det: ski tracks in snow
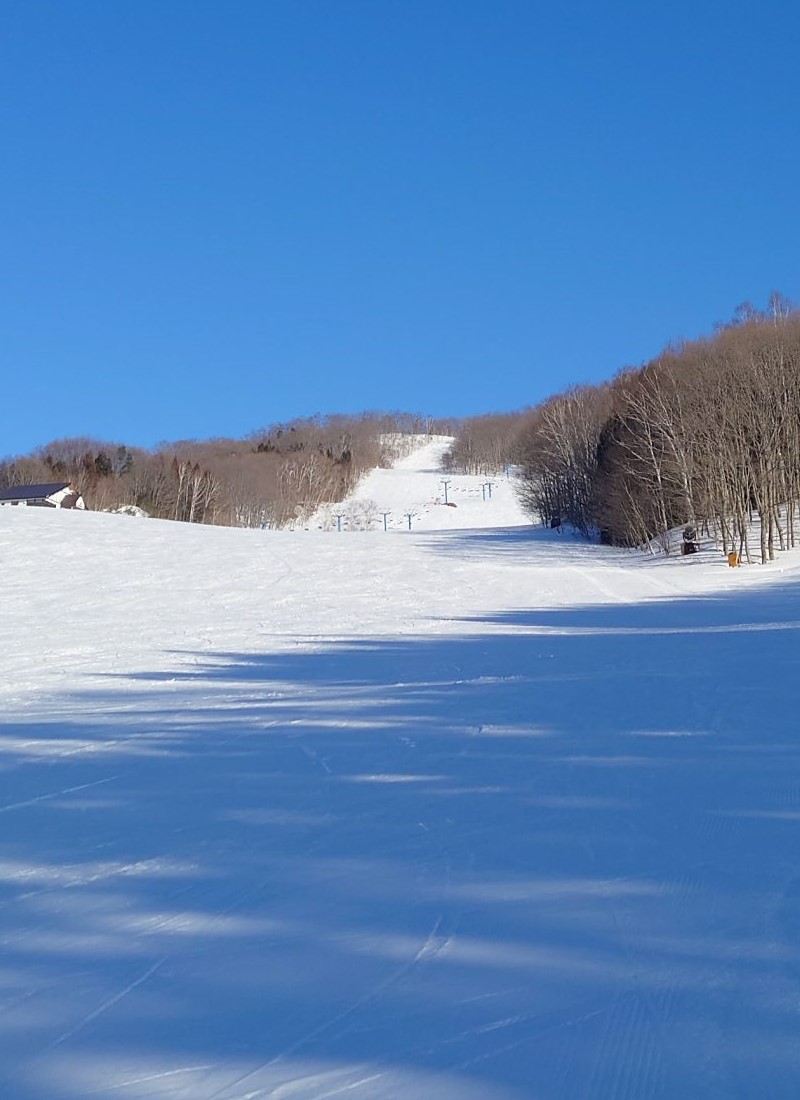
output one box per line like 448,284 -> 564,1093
201,868 -> 463,1100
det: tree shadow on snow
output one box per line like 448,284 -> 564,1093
1,579 -> 800,1096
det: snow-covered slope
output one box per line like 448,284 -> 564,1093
2,437 -> 800,1098
310,435 -> 528,531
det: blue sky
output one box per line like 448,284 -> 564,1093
2,0 -> 799,456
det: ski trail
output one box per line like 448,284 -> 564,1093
0,775 -> 119,814
202,913 -> 453,1100
48,957 -> 168,1049
582,994 -> 652,1099
204,813 -> 467,1100
0,958 -> 171,1095
82,1064 -> 217,1095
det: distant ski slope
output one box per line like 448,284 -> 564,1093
309,435 -> 529,531
2,436 -> 800,1098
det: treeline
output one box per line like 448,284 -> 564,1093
441,412 -> 524,475
8,295 -> 799,555
446,295 -> 800,562
0,412 -> 442,528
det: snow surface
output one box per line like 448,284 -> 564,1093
2,437 -> 800,1098
309,436 -> 526,532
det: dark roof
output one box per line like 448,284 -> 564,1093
0,482 -> 72,502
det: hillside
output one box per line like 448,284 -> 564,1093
1,438 -> 800,1098
308,436 -> 529,531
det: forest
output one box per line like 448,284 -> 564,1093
4,295 -> 799,561
0,412 -> 450,529
445,294 -> 800,563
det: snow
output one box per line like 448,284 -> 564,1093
310,436 -> 527,531
2,437 -> 800,1097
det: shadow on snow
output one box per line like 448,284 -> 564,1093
2,577 -> 800,1096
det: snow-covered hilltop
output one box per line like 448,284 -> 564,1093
2,436 -> 800,1098
310,436 -> 529,531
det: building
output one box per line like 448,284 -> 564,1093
0,483 -> 86,509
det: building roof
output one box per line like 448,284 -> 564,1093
0,482 -> 72,502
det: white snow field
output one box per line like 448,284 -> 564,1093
309,436 -> 526,533
2,437 -> 800,1099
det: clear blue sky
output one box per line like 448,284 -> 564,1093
2,0 -> 799,456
